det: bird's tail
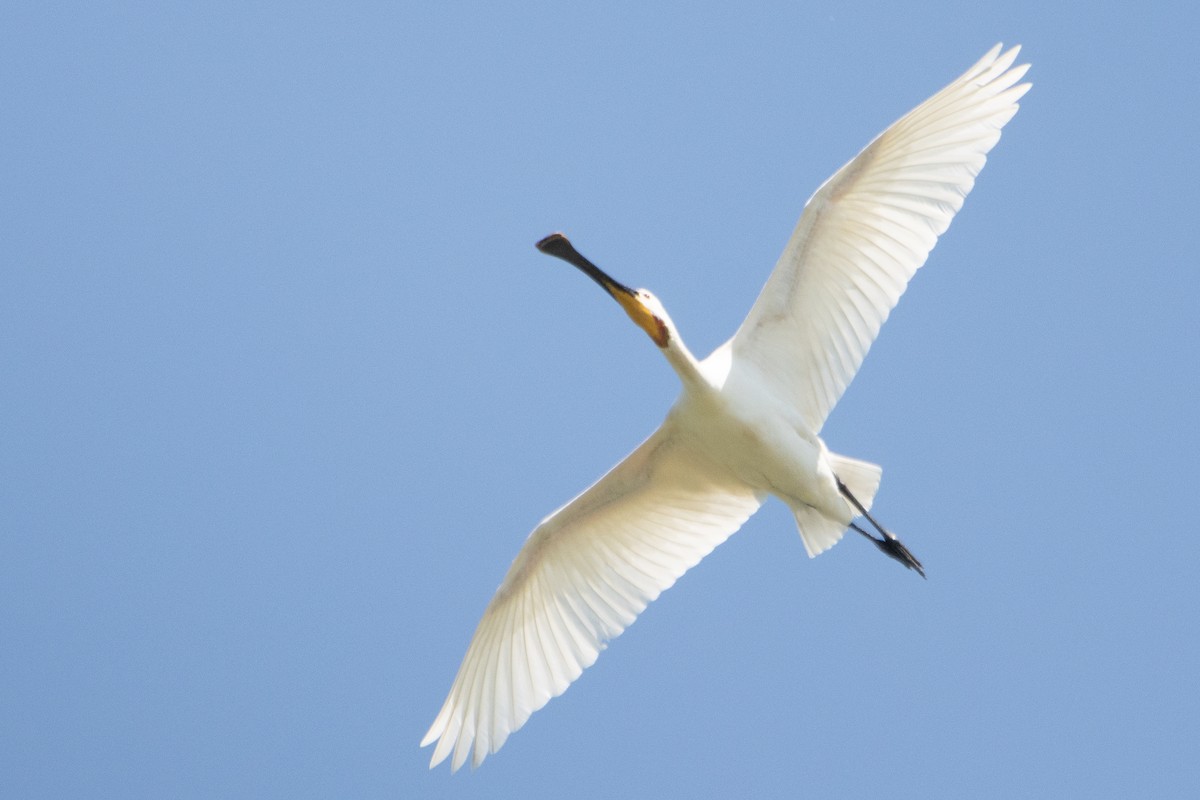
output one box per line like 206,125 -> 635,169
828,452 -> 882,513
794,453 -> 882,557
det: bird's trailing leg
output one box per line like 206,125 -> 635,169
837,478 -> 926,578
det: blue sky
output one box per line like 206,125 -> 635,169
3,2 -> 1198,798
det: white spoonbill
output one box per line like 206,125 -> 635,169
423,44 -> 1030,771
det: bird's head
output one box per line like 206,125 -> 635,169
535,233 -> 671,349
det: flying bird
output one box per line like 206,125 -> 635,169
423,44 -> 1030,771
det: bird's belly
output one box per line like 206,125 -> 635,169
672,390 -> 838,512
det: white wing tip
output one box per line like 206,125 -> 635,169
972,43 -> 1031,86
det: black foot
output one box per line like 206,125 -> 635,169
871,534 -> 926,579
847,518 -> 926,579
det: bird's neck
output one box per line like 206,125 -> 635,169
661,335 -> 709,393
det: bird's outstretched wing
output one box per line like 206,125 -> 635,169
421,423 -> 764,771
729,44 -> 1030,433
